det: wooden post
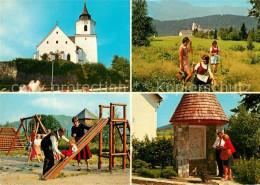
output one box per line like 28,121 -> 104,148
123,105 -> 127,121
6,119 -> 24,156
109,104 -> 113,171
98,130 -> 102,169
112,123 -> 116,167
123,122 -> 127,169
21,121 -> 30,141
116,125 -> 130,161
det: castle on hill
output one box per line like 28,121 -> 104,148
179,22 -> 214,36
34,1 -> 98,64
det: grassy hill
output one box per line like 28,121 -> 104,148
153,15 -> 258,36
157,124 -> 173,139
133,36 -> 260,92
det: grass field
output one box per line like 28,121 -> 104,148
132,36 -> 260,92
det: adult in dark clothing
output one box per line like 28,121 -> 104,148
71,117 -> 92,171
41,127 -> 69,175
212,131 -> 225,177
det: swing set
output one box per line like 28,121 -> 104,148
6,114 -> 48,162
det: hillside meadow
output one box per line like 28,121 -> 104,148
132,36 -> 260,92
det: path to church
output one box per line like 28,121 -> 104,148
0,155 -> 130,185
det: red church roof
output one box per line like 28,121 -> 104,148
170,94 -> 228,126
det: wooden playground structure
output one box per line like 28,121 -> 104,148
42,103 -> 130,180
0,127 -> 25,151
6,114 -> 48,162
2,103 -> 130,180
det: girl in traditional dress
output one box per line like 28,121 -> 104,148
33,134 -> 44,162
210,40 -> 220,73
71,117 -> 92,171
179,37 -> 193,88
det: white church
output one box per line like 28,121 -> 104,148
34,1 -> 98,64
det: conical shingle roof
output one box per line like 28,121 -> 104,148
79,2 -> 91,20
76,108 -> 97,120
170,94 -> 228,125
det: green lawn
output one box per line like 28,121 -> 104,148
133,36 -> 260,92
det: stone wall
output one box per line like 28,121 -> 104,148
206,125 -> 217,175
173,123 -> 189,178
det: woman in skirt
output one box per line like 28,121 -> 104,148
71,117 -> 92,171
222,134 -> 236,181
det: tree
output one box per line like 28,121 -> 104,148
111,55 -> 130,81
28,115 -> 61,134
249,0 -> 260,25
132,0 -> 157,46
240,94 -> 260,114
247,30 -> 255,50
229,26 -> 233,33
41,53 -> 50,61
218,28 -> 229,40
240,23 -> 248,40
254,28 -> 260,42
214,28 -> 218,39
229,29 -> 241,41
226,105 -> 260,159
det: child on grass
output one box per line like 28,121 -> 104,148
210,40 -> 220,73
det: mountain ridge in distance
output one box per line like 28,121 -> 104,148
152,14 -> 258,36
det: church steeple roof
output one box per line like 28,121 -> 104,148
79,1 -> 91,20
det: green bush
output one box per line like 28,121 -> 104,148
229,45 -> 245,51
132,136 -> 174,168
160,169 -> 177,179
247,53 -> 260,64
133,159 -> 151,169
232,157 -> 260,184
137,168 -> 161,178
135,168 -> 177,179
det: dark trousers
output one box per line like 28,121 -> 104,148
41,144 -> 54,175
216,149 -> 223,176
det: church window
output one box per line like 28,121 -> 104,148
65,41 -> 68,44
85,38 -> 87,40
47,41 -> 49,44
56,41 -> 58,44
56,31 -> 58,34
84,25 -> 87,31
67,54 -> 71,61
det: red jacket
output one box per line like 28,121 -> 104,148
224,139 -> 236,154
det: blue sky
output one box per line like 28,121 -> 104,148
0,93 -> 130,124
0,0 -> 130,67
157,93 -> 242,128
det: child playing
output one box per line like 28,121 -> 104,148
61,139 -> 78,159
210,40 -> 220,73
192,54 -> 216,90
33,134 -> 44,162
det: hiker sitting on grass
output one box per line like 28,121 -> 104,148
210,40 -> 220,73
192,54 -> 216,89
179,37 -> 193,88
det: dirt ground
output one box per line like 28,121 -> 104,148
0,155 -> 130,185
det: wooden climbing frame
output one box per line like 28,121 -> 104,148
98,103 -> 130,171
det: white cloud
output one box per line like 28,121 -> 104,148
31,97 -> 77,112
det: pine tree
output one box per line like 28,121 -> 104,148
240,23 -> 248,40
229,26 -> 233,33
247,30 -> 255,50
214,28 -> 218,39
249,0 -> 260,25
132,0 -> 156,46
